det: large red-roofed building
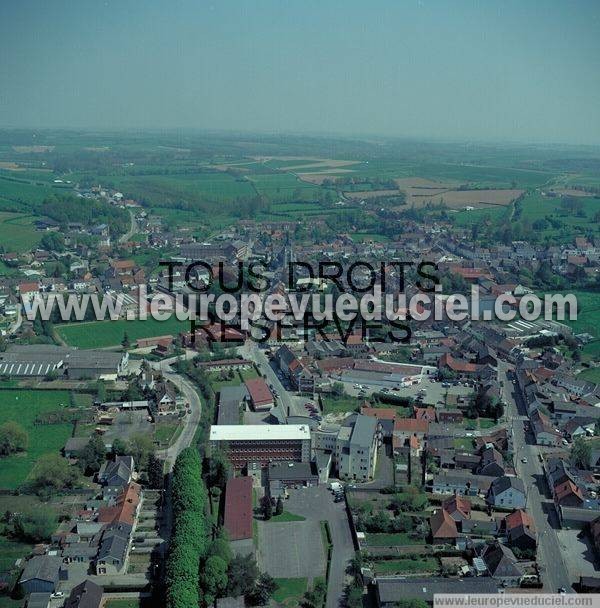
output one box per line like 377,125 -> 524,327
224,477 -> 253,541
245,377 -> 274,411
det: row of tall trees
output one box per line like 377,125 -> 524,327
166,448 -> 209,608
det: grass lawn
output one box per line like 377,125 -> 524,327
454,438 -> 475,451
366,533 -> 426,547
0,212 -> 41,252
208,368 -> 258,393
0,390 -> 75,489
349,232 -> 390,243
272,577 -> 308,606
552,290 -> 600,337
0,597 -> 25,608
154,421 -> 183,446
478,418 -> 496,429
578,367 -> 600,384
103,601 -> 141,608
127,552 -> 152,574
0,536 -> 32,572
269,511 -> 306,523
56,316 -> 190,348
373,557 -> 439,575
322,395 -> 361,415
582,340 -> 600,363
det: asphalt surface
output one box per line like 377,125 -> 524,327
499,360 -> 572,592
281,486 -> 355,608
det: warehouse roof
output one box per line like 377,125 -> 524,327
245,377 -> 274,406
210,424 -> 311,441
376,576 -> 498,604
224,477 -> 253,541
0,345 -> 124,376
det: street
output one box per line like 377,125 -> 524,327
498,360 -> 572,592
239,342 -> 307,417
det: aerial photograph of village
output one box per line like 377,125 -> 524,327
0,1 -> 599,608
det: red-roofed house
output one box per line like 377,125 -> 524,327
554,480 -> 584,507
414,407 -> 436,422
245,377 -> 274,411
224,477 -> 253,541
439,353 -> 483,377
503,509 -> 535,533
18,281 -> 40,302
442,495 -> 472,522
429,508 -> 458,544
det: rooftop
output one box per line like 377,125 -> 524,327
210,424 -> 311,442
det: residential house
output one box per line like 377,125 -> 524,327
431,472 -> 493,496
530,408 -> 561,446
487,476 -> 526,509
18,555 -> 62,595
155,381 -> 177,414
442,495 -> 471,523
97,456 -> 134,491
502,510 -> 537,551
477,446 -> 506,477
429,508 -> 458,545
64,580 -> 104,608
481,542 -> 524,587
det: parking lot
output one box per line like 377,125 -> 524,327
257,517 -> 325,579
341,376 -> 474,406
556,529 -> 600,580
256,485 -> 355,608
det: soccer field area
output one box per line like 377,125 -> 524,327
0,389 -> 73,489
56,316 -> 191,348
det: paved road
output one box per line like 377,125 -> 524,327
119,208 -> 137,243
239,342 -> 306,417
7,306 -> 22,336
153,361 -> 202,472
499,360 -> 572,592
150,360 -> 202,555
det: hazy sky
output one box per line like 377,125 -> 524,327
1,0 -> 599,144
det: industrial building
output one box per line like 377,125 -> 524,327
209,424 -> 311,470
0,344 -> 127,379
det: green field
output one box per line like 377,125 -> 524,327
0,174 -> 64,208
519,192 -> 600,241
544,290 -> 600,338
322,395 -> 361,415
108,172 -> 256,204
249,173 -> 322,201
0,212 -> 41,252
366,532 -> 426,546
272,578 -> 308,606
578,367 -> 600,384
373,557 -> 439,575
0,390 -> 73,489
56,316 -> 191,348
452,205 -> 508,227
349,231 -> 390,243
208,368 -> 259,394
0,536 -> 32,572
454,438 -> 475,451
